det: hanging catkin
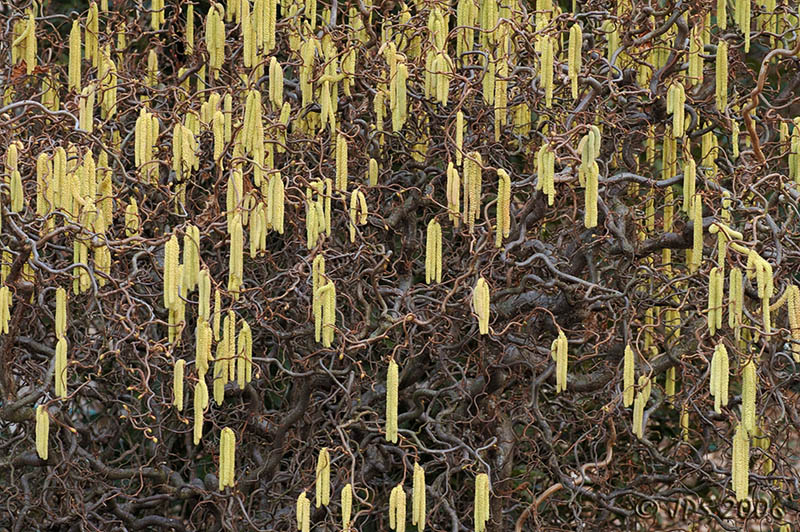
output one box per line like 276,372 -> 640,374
412,462 -> 426,530
35,404 -> 49,461
296,491 -> 311,532
164,234 -> 180,310
495,169 -> 511,247
173,359 -> 186,411
568,24 -> 583,99
710,343 -> 730,413
741,358 -> 757,433
218,427 -> 236,490
389,484 -> 406,532
716,40 -> 728,112
551,329 -> 568,393
236,319 -> 252,389
788,285 -> 800,362
55,336 -> 68,398
473,277 -> 490,335
425,219 -> 442,284
623,345 -> 635,407
463,152 -> 482,232
341,483 -> 353,530
315,447 -> 331,507
731,421 -> 749,501
386,359 -> 399,443
474,473 -> 490,532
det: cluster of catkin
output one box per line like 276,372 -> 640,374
312,255 -> 336,347
134,108 -> 160,184
10,7 -> 37,75
295,449 -> 357,530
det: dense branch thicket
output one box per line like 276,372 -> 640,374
1,0 -> 799,530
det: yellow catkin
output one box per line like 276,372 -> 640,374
682,158 -> 696,213
473,277 -> 490,335
186,4 -> 195,54
213,340 -> 227,405
732,422 -> 749,501
412,462 -> 426,530
710,343 -> 729,413
568,24 -> 582,99
393,62 -> 409,132
35,405 -> 49,461
269,57 -> 284,109
174,359 -> 186,411
455,111 -> 464,166
551,329 -> 568,393
368,158 -> 379,187
228,213 -> 244,298
164,235 -> 180,310
788,285 -> 800,362
312,279 -> 337,347
336,133 -> 348,192
718,0 -> 727,29
196,319 -> 212,379
349,190 -> 368,242
69,20 -> 81,91
446,162 -> 460,226
742,358 -> 757,433
474,473 -> 490,532
425,220 -> 442,284
680,404 -> 690,441
297,491 -> 311,532
219,427 -> 236,490
341,483 -> 353,530
690,194 -> 703,272
236,319 -> 252,388
632,375 -> 650,439
55,336 -> 68,398
55,287 -> 67,339
386,359 -> 399,443
537,143 -> 556,206
389,484 -> 406,532
495,169 -> 511,247
315,447 -> 331,507
716,40 -> 728,112
464,152 -> 483,233
125,199 -> 140,237
708,267 -> 720,335
623,345 -> 635,407
0,286 -> 11,334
